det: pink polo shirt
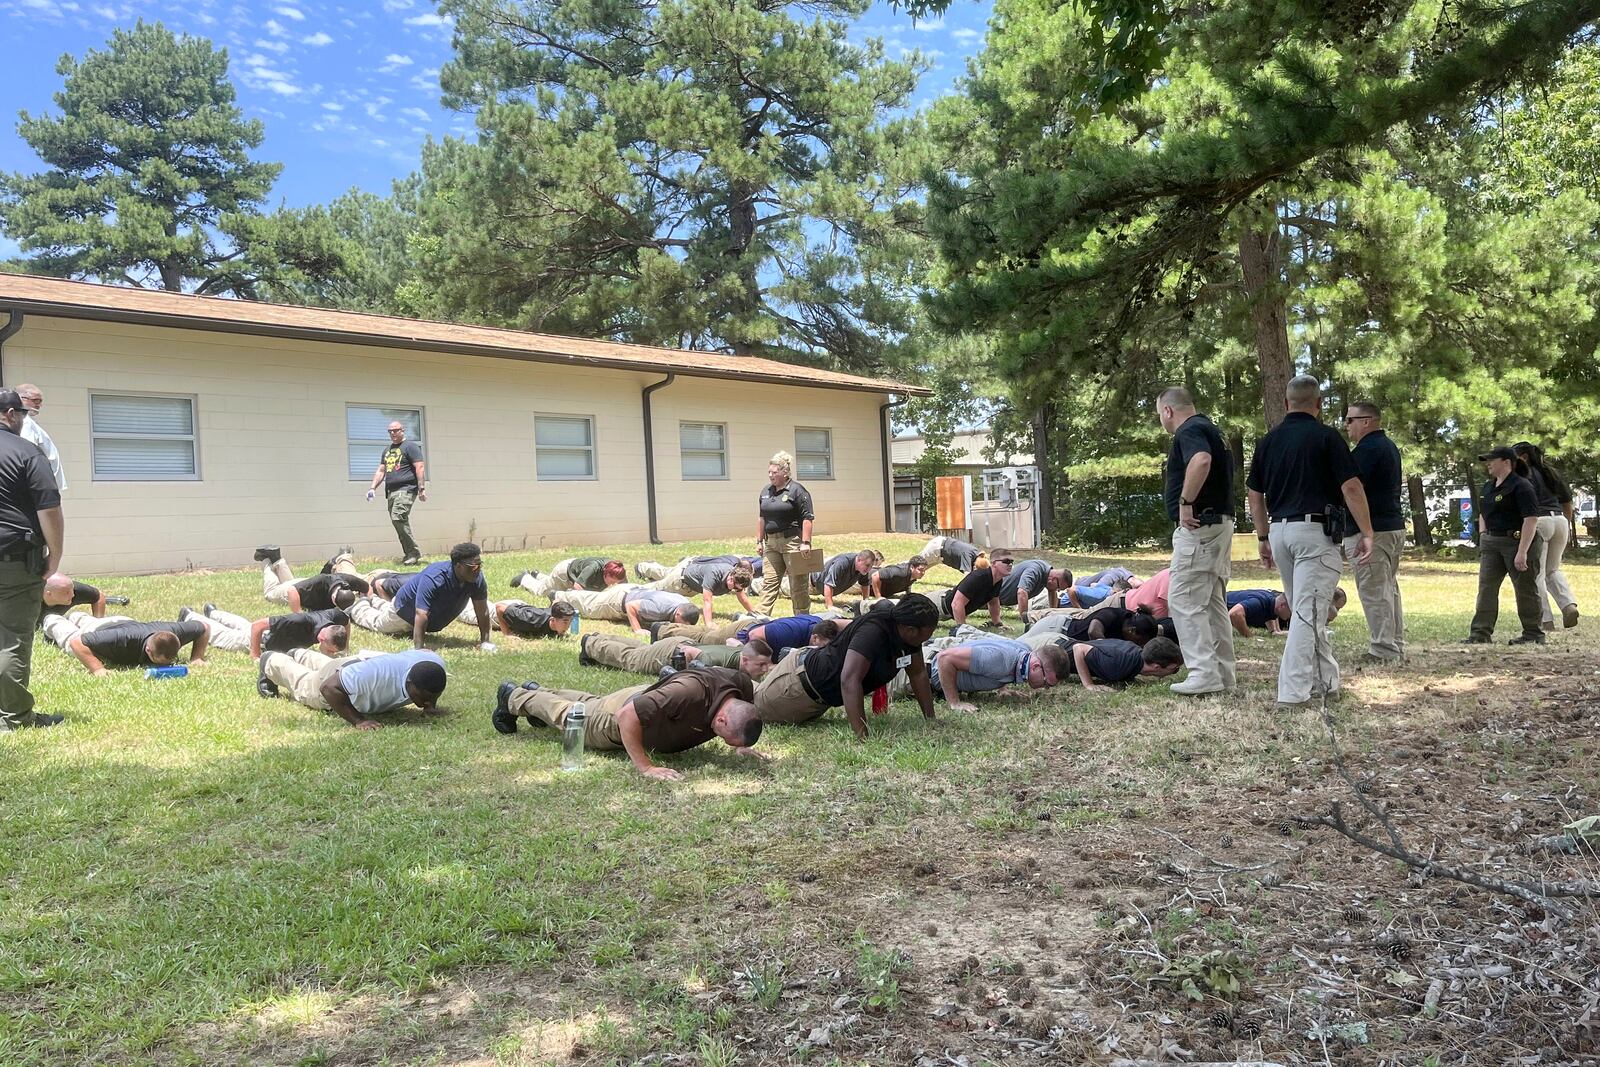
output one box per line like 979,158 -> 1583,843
1124,568 -> 1171,618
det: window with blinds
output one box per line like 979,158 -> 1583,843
347,405 -> 424,481
680,421 -> 727,480
535,415 -> 596,480
90,393 -> 198,480
795,427 -> 833,480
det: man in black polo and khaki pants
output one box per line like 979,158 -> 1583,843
1246,376 -> 1375,711
1158,387 -> 1236,696
0,389 -> 66,731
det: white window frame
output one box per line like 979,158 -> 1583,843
535,414 -> 598,481
89,391 -> 200,482
679,420 -> 729,481
795,426 -> 834,481
346,404 -> 427,483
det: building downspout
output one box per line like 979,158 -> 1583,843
880,394 -> 909,533
642,373 -> 676,544
0,310 -> 23,382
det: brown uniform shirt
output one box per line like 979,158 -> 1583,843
597,666 -> 755,752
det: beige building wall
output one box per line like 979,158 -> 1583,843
6,315 -> 892,575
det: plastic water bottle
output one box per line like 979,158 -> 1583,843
145,665 -> 188,680
561,702 -> 586,772
569,612 -> 581,636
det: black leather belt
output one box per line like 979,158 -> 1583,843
1486,529 -> 1522,539
1270,515 -> 1325,524
1541,509 -> 1565,517
0,544 -> 33,562
1195,516 -> 1225,526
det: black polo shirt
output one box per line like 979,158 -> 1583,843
1481,474 -> 1537,535
872,563 -> 917,597
1347,430 -> 1404,534
82,619 -> 206,667
1165,413 -> 1233,523
1246,412 -> 1359,519
39,580 -> 101,625
758,481 -> 814,536
262,609 -> 349,653
942,567 -> 998,616
294,573 -> 370,610
1525,467 -> 1564,516
0,427 -> 61,553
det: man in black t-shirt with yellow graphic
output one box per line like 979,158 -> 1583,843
366,421 -> 426,564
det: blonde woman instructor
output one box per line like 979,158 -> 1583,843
756,451 -> 815,616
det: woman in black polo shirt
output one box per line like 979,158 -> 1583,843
755,450 -> 815,616
1467,446 -> 1544,645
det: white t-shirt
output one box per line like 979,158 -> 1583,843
339,649 -> 444,715
21,415 -> 65,492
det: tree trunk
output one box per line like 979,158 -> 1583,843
723,181 -> 761,356
1230,430 -> 1247,525
1238,224 -> 1292,428
160,257 -> 183,292
1407,474 -> 1432,547
1032,402 -> 1057,542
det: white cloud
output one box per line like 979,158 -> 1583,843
404,12 -> 450,26
253,37 -> 289,53
382,0 -> 413,8
400,106 -> 430,122
951,27 -> 980,43
19,0 -> 64,16
196,10 -> 216,24
321,101 -> 344,111
263,17 -> 288,36
91,3 -> 117,17
913,16 -> 944,31
273,4 -> 305,19
302,30 -> 333,45
409,66 -> 440,91
365,95 -> 393,119
379,52 -> 414,72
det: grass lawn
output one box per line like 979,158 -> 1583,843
1,533 -> 1597,1066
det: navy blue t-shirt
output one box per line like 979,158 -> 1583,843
1226,588 -> 1280,629
392,561 -> 488,632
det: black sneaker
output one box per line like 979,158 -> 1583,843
25,712 -> 63,728
577,633 -> 598,668
253,545 -> 282,563
202,602 -> 217,617
105,594 -> 130,606
1461,636 -> 1492,645
256,666 -> 280,699
509,570 -> 529,591
1564,604 -> 1580,629
1509,634 -> 1547,646
649,621 -> 669,642
492,681 -> 519,735
177,606 -> 195,622
401,555 -> 423,566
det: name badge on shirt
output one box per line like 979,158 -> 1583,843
895,654 -> 913,669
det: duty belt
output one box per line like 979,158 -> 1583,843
1270,514 -> 1326,524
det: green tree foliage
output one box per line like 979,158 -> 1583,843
403,0 -> 929,371
924,0 -> 1600,538
0,21 -> 340,297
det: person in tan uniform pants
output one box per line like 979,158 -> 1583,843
755,450 -> 815,616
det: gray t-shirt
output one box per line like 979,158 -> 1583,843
624,588 -> 690,623
929,637 -> 1030,696
998,559 -> 1051,607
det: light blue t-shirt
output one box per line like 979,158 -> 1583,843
339,650 -> 445,716
929,637 -> 1031,697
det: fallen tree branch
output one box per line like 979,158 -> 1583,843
1292,695 -> 1600,922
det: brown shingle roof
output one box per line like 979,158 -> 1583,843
0,272 -> 929,396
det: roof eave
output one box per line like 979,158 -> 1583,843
0,295 -> 933,397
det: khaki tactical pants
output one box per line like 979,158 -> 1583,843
753,650 -> 828,724
41,613 -> 132,650
1346,529 -> 1405,659
549,584 -> 633,622
1533,515 -> 1577,628
653,618 -> 750,644
347,595 -> 410,635
1168,522 -> 1236,691
1268,521 -> 1344,704
585,633 -> 689,674
508,684 -> 644,750
388,487 -> 421,559
758,534 -> 810,616
197,607 -> 253,653
0,557 -> 46,730
263,559 -> 296,604
262,648 -> 361,710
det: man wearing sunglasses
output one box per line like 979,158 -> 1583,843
346,542 -> 493,651
366,420 -> 427,565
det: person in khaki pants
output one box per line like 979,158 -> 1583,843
1342,402 -> 1406,661
755,450 -> 815,616
1156,387 -> 1237,696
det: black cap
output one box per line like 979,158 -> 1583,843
1477,446 -> 1516,462
0,390 -> 23,412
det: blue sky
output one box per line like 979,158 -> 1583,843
0,0 -> 993,254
